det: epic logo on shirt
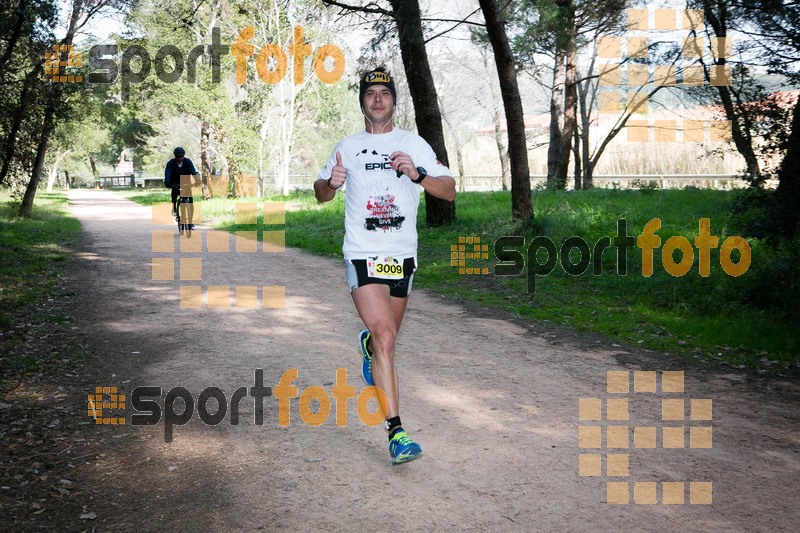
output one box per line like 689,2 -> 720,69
365,162 -> 393,171
356,149 -> 393,172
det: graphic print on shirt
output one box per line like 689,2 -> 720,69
354,147 -> 406,231
365,194 -> 405,232
355,148 -> 399,174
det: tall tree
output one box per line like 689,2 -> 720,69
692,0 -> 800,234
478,0 -> 533,220
546,42 -> 565,186
696,0 -> 764,183
0,0 -> 57,189
388,0 -> 455,225
774,96 -> 800,235
513,0 -> 625,189
19,0 -> 118,217
571,8 -> 678,188
741,0 -> 800,235
554,0 -> 577,189
488,73 -> 512,191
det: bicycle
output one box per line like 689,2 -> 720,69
174,174 -> 210,236
176,192 -> 193,237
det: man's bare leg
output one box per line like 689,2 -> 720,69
351,284 -> 408,418
351,283 -> 420,463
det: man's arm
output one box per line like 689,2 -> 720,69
389,151 -> 456,202
314,151 -> 346,203
314,178 -> 337,202
416,173 -> 456,202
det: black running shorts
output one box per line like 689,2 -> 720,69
345,257 -> 417,298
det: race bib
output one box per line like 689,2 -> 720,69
366,255 -> 404,279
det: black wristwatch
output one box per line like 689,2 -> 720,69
412,166 -> 427,184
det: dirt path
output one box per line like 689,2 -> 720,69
55,189 -> 800,531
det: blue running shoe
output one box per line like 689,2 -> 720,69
359,328 -> 373,386
389,430 -> 423,465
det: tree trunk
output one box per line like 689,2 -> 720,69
494,117 -> 511,191
572,104 -> 581,190
19,0 -> 83,217
774,97 -> 800,236
46,149 -> 70,191
487,65 -> 510,191
577,65 -> 594,189
0,2 -> 28,77
281,133 -> 291,196
479,0 -> 533,220
19,99 -> 55,217
46,166 -> 56,192
200,121 -> 212,197
555,2 -> 577,189
456,142 -> 465,192
450,129 -> 466,192
717,85 -> 761,180
279,86 -> 296,196
490,89 -> 510,191
704,3 -> 762,182
547,47 -> 565,188
46,168 -> 57,192
258,98 -> 270,196
227,155 -> 243,198
388,0 -> 455,226
64,169 -> 70,189
0,68 -> 38,186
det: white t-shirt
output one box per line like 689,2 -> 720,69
317,127 -> 451,261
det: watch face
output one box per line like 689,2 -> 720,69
417,167 -> 427,176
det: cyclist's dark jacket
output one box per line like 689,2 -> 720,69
164,158 -> 198,189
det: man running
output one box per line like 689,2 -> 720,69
314,68 -> 456,464
164,147 -> 200,231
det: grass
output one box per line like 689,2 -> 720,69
416,189 -> 798,366
119,187 -> 799,369
0,192 -> 84,378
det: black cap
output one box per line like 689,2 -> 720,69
359,69 -> 396,107
173,147 -> 185,156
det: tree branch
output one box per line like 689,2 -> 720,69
422,13 -> 485,28
322,0 -> 393,17
423,8 -> 485,43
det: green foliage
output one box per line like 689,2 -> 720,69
726,187 -> 800,317
413,189 -> 798,362
728,187 -> 775,239
0,0 -> 59,194
509,0 -> 626,66
630,179 -> 660,192
0,192 -> 81,376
